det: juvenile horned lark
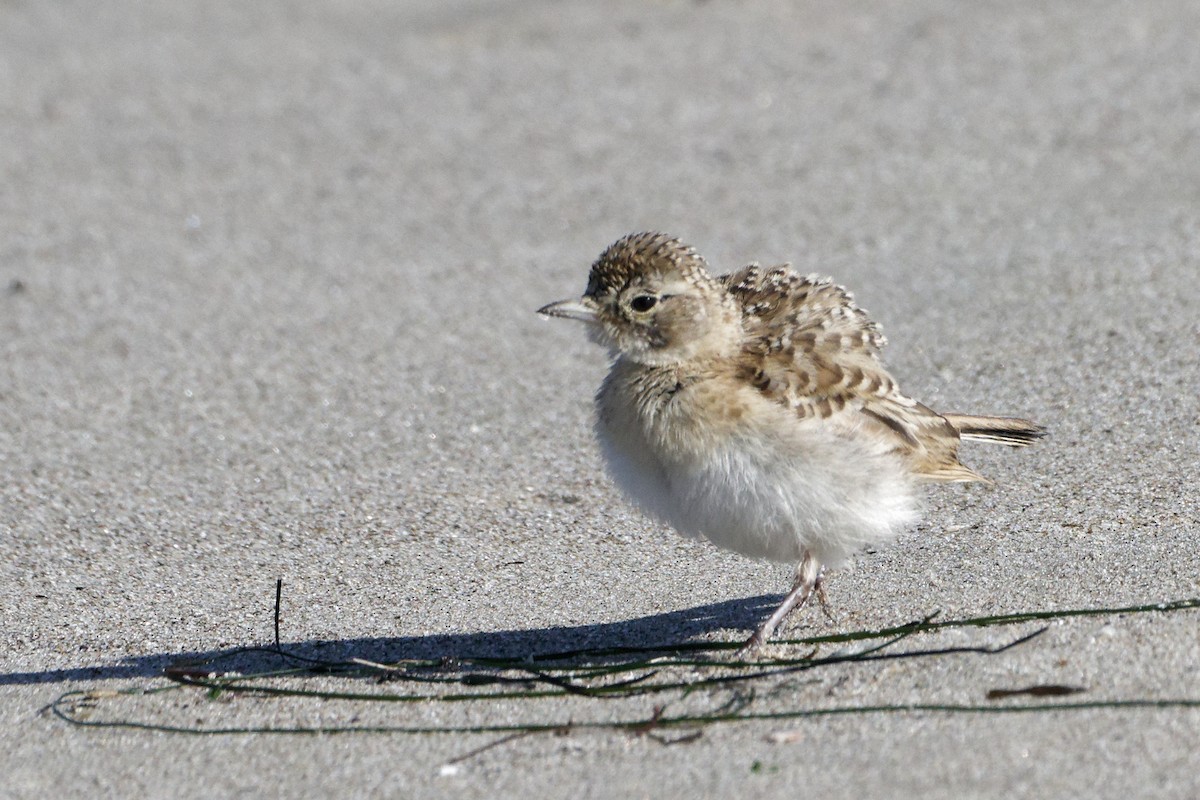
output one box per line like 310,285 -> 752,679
538,232 -> 1044,652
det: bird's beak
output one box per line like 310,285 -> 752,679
537,297 -> 599,324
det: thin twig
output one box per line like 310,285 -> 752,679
273,579 -> 283,650
443,730 -> 540,765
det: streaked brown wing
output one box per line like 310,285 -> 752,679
721,265 -> 981,481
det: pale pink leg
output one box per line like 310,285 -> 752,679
737,552 -> 822,656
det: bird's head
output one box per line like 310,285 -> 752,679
538,232 -> 741,366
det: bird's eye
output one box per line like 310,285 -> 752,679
630,295 -> 658,312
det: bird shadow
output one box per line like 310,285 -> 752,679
2,594 -> 784,687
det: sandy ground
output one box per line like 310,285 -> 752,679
2,1 -> 1199,797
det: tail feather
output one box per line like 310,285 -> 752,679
942,414 -> 1046,447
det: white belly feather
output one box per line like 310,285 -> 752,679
596,365 -> 919,565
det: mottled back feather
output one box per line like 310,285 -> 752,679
721,264 -> 982,482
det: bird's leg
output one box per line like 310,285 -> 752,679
814,566 -> 836,623
737,552 -> 821,657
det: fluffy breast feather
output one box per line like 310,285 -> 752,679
595,360 -> 920,564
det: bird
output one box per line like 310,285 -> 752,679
537,232 -> 1044,653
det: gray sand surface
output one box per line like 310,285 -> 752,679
2,1 -> 1198,797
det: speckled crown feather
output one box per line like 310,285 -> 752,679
584,232 -> 712,297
